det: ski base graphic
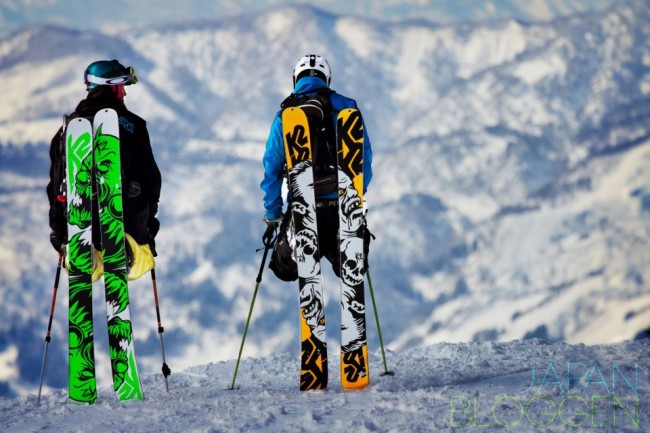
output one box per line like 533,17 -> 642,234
282,107 -> 328,390
66,116 -> 97,403
93,109 -> 144,401
337,108 -> 369,390
65,109 -> 143,402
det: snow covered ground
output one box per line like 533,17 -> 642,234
2,340 -> 648,432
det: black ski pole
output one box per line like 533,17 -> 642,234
230,225 -> 277,390
150,268 -> 171,392
37,253 -> 64,404
366,267 -> 395,376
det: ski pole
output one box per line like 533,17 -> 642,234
230,225 -> 277,390
366,268 -> 395,376
150,268 -> 171,392
37,253 -> 64,404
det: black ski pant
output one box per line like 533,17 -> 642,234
314,199 -> 341,278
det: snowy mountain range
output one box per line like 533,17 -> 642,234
0,0 -> 633,37
1,0 -> 649,399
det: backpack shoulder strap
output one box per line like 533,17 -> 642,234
59,114 -> 70,154
281,89 -> 336,124
280,88 -> 335,109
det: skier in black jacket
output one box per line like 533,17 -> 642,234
46,59 -> 161,279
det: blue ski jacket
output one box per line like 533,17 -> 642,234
261,76 -> 373,221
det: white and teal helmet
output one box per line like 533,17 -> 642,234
84,59 -> 137,90
293,54 -> 331,86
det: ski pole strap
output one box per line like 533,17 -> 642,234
262,225 -> 277,248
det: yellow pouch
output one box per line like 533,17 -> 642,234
65,234 -> 154,282
92,249 -> 103,283
64,245 -> 103,283
125,233 -> 155,281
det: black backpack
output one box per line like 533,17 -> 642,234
281,88 -> 338,196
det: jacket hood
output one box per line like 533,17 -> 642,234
293,76 -> 329,95
75,86 -> 126,117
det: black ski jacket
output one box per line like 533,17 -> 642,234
46,86 -> 162,250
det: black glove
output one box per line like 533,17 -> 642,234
148,237 -> 158,257
49,230 -> 66,254
263,224 -> 277,247
363,223 -> 374,271
147,216 -> 160,257
262,215 -> 281,247
148,216 -> 160,239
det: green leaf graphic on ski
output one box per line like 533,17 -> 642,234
66,128 -> 94,277
68,299 -> 96,401
108,317 -> 132,389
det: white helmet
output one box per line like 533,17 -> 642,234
293,54 -> 331,86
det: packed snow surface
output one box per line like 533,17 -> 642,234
1,340 -> 648,432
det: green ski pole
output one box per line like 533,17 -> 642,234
230,225 -> 276,390
367,267 -> 394,376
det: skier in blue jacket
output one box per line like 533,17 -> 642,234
260,54 -> 373,280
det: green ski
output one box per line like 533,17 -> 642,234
93,108 -> 144,401
65,116 -> 98,404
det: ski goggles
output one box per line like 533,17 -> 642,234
85,66 -> 138,87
